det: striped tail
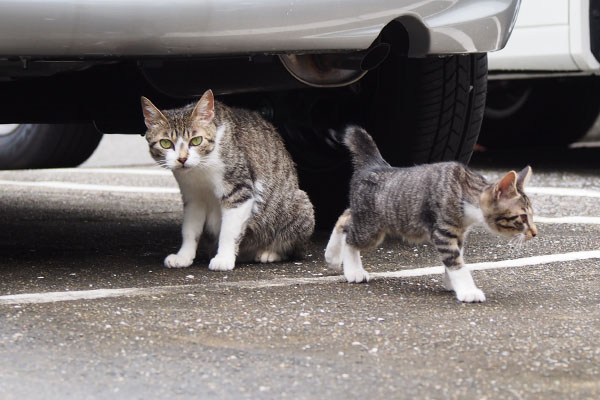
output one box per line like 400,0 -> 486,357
337,125 -> 389,172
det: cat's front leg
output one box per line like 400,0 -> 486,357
434,230 -> 485,302
444,267 -> 485,303
165,201 -> 206,268
209,198 -> 254,271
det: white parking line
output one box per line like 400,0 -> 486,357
68,167 -> 171,176
2,177 -> 600,200
0,180 -> 179,194
2,249 -> 599,305
527,187 -> 600,198
535,216 -> 600,225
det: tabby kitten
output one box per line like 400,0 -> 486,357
141,90 -> 315,271
325,126 -> 537,302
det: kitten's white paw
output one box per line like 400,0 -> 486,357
324,249 -> 343,271
455,288 -> 486,303
164,254 -> 194,269
255,250 -> 282,263
344,268 -> 370,283
209,254 -> 236,271
442,272 -> 454,291
325,231 -> 344,272
445,267 -> 485,302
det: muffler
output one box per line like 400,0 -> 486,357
279,42 -> 390,88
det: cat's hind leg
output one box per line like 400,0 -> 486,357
340,216 -> 386,283
341,243 -> 370,283
255,250 -> 284,263
254,188 -> 314,264
325,209 -> 351,272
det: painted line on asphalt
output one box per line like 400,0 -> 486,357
2,249 -> 600,305
527,187 -> 600,198
535,216 -> 600,225
0,180 -> 179,194
65,167 -> 170,176
6,167 -> 600,198
2,177 -> 600,202
0,286 -> 199,305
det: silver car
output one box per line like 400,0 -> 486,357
0,0 -> 520,218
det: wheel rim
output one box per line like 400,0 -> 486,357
485,81 -> 532,120
0,124 -> 20,136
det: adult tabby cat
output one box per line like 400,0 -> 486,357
141,90 -> 314,271
325,126 -> 537,302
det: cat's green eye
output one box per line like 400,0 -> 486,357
159,139 -> 173,149
190,136 -> 203,146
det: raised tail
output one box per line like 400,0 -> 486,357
334,125 -> 389,171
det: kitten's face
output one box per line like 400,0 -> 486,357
480,166 -> 537,241
141,90 -> 217,170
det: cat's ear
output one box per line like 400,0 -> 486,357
516,165 -> 532,190
141,97 -> 168,130
494,171 -> 518,200
191,89 -> 215,124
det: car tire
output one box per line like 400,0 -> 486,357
0,123 -> 103,169
277,53 -> 488,227
479,77 -> 600,147
361,53 -> 488,166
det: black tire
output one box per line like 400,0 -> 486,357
274,53 -> 488,227
479,77 -> 600,147
0,123 -> 103,169
361,52 -> 488,166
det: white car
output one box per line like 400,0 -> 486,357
482,0 -> 600,146
0,0 -> 520,221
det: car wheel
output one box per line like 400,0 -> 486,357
0,123 -> 103,169
274,53 -> 488,227
361,53 -> 488,166
479,77 -> 600,147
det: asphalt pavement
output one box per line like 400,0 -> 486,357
0,134 -> 599,399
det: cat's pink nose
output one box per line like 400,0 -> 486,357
178,157 -> 187,165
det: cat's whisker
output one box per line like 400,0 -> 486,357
508,233 -> 526,254
154,160 -> 172,170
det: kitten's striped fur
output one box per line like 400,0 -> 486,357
325,126 -> 537,302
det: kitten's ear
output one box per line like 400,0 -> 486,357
191,89 -> 215,124
516,165 -> 532,190
141,97 -> 168,130
494,171 -> 518,200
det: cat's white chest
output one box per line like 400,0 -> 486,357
173,162 -> 225,202
463,202 -> 485,227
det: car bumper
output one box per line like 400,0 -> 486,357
0,0 -> 520,58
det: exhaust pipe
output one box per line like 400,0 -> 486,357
279,42 -> 391,88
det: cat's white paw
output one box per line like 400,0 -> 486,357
455,288 -> 486,303
208,254 -> 236,271
445,267 -> 485,302
255,250 -> 282,263
325,231 -> 345,272
344,268 -> 370,283
324,249 -> 343,271
442,272 -> 454,291
164,254 -> 194,268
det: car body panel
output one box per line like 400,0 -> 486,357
488,0 -> 600,74
0,0 -> 519,58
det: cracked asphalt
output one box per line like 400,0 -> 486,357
0,134 -> 599,399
